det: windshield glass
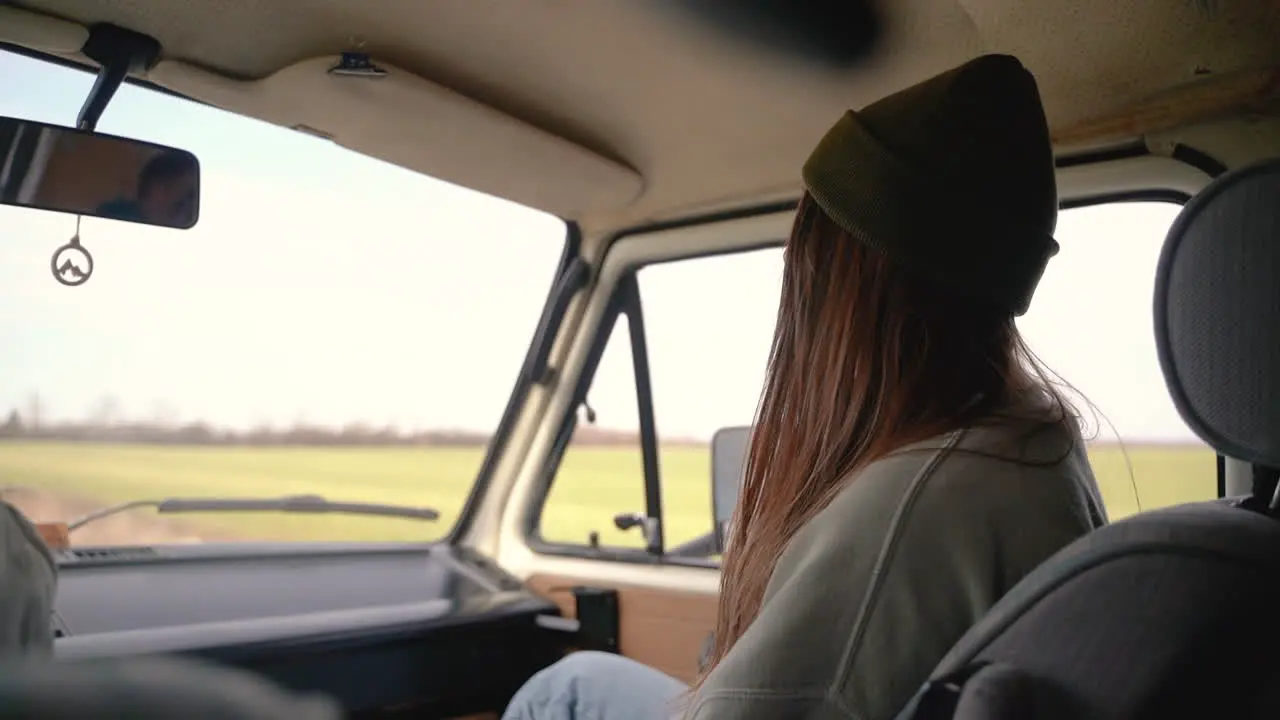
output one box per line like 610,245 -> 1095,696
0,49 -> 565,546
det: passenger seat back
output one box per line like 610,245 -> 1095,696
895,157 -> 1280,720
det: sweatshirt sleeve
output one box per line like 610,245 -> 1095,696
0,502 -> 57,657
686,436 -> 1101,720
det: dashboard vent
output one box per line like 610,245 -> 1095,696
63,546 -> 159,563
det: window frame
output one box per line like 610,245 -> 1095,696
447,224 -> 583,542
521,202 -> 795,567
521,272 -> 670,560
523,188 -> 1213,567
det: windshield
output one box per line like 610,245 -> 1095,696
0,49 -> 565,546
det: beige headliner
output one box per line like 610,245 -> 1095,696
5,0 -> 1280,234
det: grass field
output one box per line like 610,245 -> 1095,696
0,441 -> 1218,548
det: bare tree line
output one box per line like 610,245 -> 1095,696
0,394 -> 1197,451
0,393 -> 683,448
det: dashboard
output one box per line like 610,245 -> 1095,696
52,542 -> 567,717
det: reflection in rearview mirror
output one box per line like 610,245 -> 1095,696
0,116 -> 200,230
710,425 -> 751,554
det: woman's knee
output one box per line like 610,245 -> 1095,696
511,651 -> 626,702
547,650 -> 638,679
504,652 -> 616,719
503,651 -> 685,720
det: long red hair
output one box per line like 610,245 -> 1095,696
695,194 -> 1056,684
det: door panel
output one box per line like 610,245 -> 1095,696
526,573 -> 717,683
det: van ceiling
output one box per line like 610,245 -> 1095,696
7,0 -> 1280,233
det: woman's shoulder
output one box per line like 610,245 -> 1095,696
776,408 -> 1104,618
821,407 -> 1103,537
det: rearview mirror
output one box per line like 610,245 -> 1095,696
0,116 -> 200,229
710,425 -> 751,553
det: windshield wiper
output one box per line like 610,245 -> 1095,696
66,495 -> 440,533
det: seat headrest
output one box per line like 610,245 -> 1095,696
1154,158 -> 1280,468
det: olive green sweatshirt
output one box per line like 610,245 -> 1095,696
687,414 -> 1106,720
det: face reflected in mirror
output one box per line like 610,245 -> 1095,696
99,151 -> 200,228
0,115 -> 200,229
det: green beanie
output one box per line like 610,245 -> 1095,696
802,54 -> 1059,316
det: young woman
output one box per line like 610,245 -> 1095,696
502,54 -> 1107,720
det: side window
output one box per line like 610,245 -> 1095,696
537,249 -> 783,557
1018,200 -> 1218,518
534,198 -> 1217,560
641,249 -> 783,549
539,317 -> 648,549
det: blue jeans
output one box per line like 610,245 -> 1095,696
502,651 -> 689,720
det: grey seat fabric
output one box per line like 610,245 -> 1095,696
899,501 -> 1280,719
894,157 -> 1280,720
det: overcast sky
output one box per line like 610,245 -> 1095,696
0,50 -> 1198,443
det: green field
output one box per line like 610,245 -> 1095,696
0,441 -> 1218,548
